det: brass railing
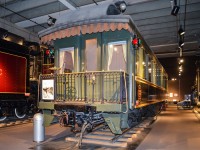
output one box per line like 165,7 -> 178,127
40,71 -> 129,104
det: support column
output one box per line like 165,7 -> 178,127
128,41 -> 133,109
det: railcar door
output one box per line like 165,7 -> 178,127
106,41 -> 127,72
58,47 -> 77,100
59,47 -> 75,73
83,38 -> 100,101
104,41 -> 127,103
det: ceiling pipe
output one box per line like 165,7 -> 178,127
150,41 -> 198,48
92,0 -> 98,5
0,4 -> 46,29
156,50 -> 197,58
58,0 -> 76,10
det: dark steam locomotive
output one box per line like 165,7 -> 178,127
0,39 -> 36,121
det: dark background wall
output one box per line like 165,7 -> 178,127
159,56 -> 198,100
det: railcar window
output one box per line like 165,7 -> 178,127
144,50 -> 148,80
136,49 -> 139,76
160,68 -> 163,87
136,47 -> 146,79
59,47 -> 74,73
144,52 -> 149,81
85,39 -> 98,71
106,41 -> 127,71
162,70 -> 168,89
156,64 -> 161,86
152,60 -> 157,85
148,55 -> 152,82
164,75 -> 168,89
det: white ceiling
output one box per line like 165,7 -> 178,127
0,0 -> 200,58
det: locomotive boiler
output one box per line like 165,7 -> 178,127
38,2 -> 168,134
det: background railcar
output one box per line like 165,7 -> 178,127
38,2 -> 168,134
195,60 -> 200,106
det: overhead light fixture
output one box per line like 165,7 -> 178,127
1,29 -> 8,39
107,1 -> 127,15
179,65 -> 182,70
179,40 -> 184,48
178,25 -> 185,35
172,78 -> 177,81
180,58 -> 184,63
171,0 -> 180,16
178,57 -> 184,64
171,5 -> 179,16
47,16 -> 57,26
180,58 -> 184,64
115,1 -> 127,13
2,32 -> 8,39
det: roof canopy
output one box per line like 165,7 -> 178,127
38,2 -> 135,44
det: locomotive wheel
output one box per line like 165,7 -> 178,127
14,107 -> 27,119
0,108 -> 7,121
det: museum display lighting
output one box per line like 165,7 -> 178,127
172,78 -> 177,81
47,16 -> 57,26
171,0 -> 180,16
178,25 -> 185,35
148,68 -> 152,73
178,57 -> 184,64
180,59 -> 184,63
179,68 -> 183,73
2,33 -> 8,39
115,1 -> 127,13
107,1 -> 126,15
179,40 -> 184,48
179,65 -> 182,71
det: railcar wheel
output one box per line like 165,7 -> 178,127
86,123 -> 93,133
128,112 -> 137,127
14,107 -> 27,119
0,107 -> 7,121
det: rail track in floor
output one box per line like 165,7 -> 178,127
0,117 -> 33,128
66,117 -> 155,148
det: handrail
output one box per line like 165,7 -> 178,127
39,71 -> 129,104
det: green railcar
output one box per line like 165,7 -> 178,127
38,2 -> 168,134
